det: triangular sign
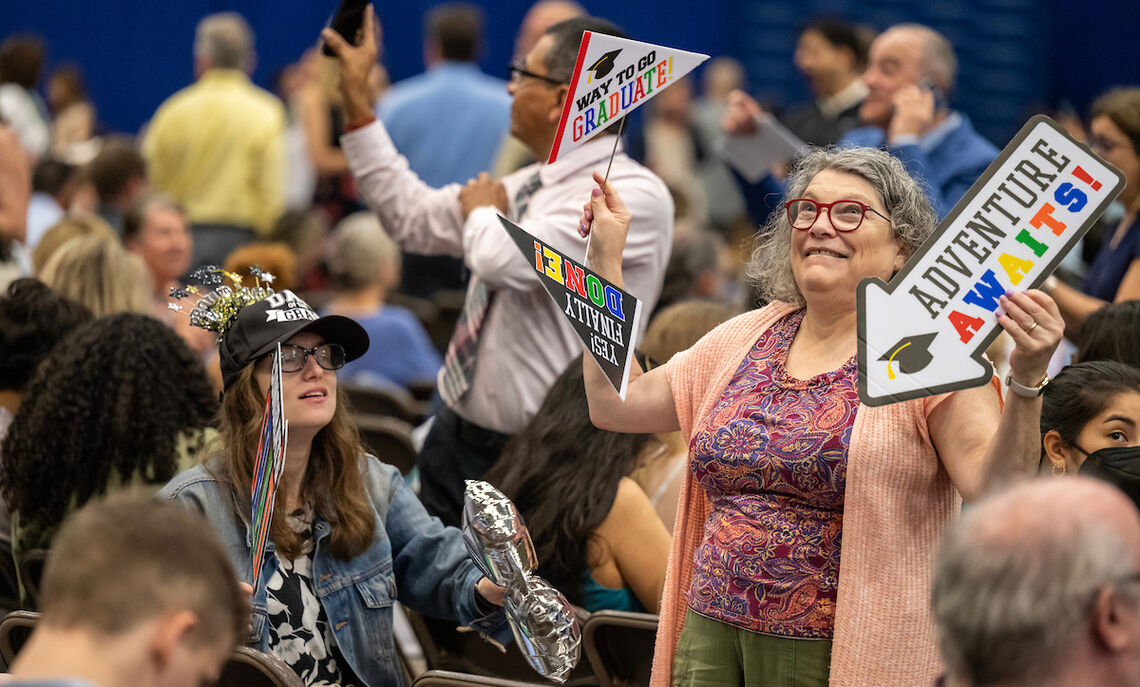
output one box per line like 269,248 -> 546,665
497,215 -> 643,399
547,31 -> 709,164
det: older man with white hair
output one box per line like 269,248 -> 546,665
143,12 -> 285,269
932,476 -> 1140,687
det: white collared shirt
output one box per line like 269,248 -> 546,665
341,122 -> 674,433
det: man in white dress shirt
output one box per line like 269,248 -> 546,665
325,10 -> 673,526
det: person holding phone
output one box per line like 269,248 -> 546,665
322,7 -> 673,529
722,23 -> 997,220
839,23 -> 998,218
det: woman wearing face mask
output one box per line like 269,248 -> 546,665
1040,361 -> 1140,506
161,285 -> 507,687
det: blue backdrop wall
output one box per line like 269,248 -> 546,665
3,0 -> 1138,148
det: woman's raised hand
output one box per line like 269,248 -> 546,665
998,290 -> 1064,390
579,170 -> 632,287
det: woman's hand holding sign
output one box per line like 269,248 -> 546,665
580,170 -> 632,288
996,289 -> 1063,389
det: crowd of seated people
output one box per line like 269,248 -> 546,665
0,4 -> 1138,687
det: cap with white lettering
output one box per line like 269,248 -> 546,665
219,290 -> 369,389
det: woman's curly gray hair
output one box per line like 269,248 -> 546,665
746,146 -> 937,306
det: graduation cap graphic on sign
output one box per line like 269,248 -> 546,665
878,332 -> 937,380
587,49 -> 622,81
496,215 -> 643,399
548,31 -> 709,163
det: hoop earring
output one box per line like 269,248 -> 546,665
1052,461 -> 1067,477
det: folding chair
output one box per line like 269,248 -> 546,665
357,414 -> 418,475
401,606 -> 597,685
343,382 -> 420,423
582,610 -> 659,687
218,646 -> 305,687
412,669 -> 552,687
0,609 -> 38,668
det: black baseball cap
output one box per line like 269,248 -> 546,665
218,290 -> 369,389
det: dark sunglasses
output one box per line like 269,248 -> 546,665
279,343 -> 345,373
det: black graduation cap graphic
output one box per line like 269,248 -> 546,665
878,332 -> 937,380
588,49 -> 622,81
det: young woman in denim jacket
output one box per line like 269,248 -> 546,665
160,288 -> 508,687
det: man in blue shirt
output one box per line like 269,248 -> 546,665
839,24 -> 998,219
378,3 -> 511,297
378,3 -> 510,187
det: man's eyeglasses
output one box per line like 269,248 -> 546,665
508,61 -> 565,86
785,198 -> 891,232
279,343 -> 345,373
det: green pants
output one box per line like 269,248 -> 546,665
672,610 -> 832,687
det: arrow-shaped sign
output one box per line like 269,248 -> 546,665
858,115 -> 1125,406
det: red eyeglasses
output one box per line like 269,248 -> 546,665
784,198 -> 891,232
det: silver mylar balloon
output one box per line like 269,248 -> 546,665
461,480 -> 537,585
462,480 -> 581,683
504,575 -> 582,683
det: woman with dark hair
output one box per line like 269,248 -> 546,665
1044,88 -> 1140,335
486,356 -> 669,613
1075,300 -> 1140,369
0,313 -> 217,576
0,278 -> 91,565
160,287 -> 506,687
1039,361 -> 1140,477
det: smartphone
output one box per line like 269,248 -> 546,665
919,78 -> 948,113
321,0 -> 371,57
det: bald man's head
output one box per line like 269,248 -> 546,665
933,477 -> 1140,686
515,1 -> 585,60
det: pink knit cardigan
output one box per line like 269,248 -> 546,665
652,302 -> 999,687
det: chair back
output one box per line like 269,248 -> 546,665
413,669 -> 552,687
343,382 -> 419,423
582,610 -> 659,687
0,609 -> 38,669
401,607 -> 597,685
218,646 -> 306,687
356,414 -> 418,474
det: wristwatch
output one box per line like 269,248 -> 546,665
1005,371 -> 1051,398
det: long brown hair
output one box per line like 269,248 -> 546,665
217,365 -> 375,559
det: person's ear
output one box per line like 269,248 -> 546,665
150,609 -> 200,670
549,85 -> 569,123
1092,585 -> 1137,652
1043,430 -> 1072,474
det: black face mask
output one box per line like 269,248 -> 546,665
1078,445 -> 1140,512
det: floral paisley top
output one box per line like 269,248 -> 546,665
687,309 -> 858,637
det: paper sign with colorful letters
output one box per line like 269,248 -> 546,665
858,115 -> 1124,406
497,215 -> 643,399
547,31 -> 709,164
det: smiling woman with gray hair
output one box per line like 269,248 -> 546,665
580,146 -> 1066,687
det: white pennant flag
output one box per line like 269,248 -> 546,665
547,32 -> 709,164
